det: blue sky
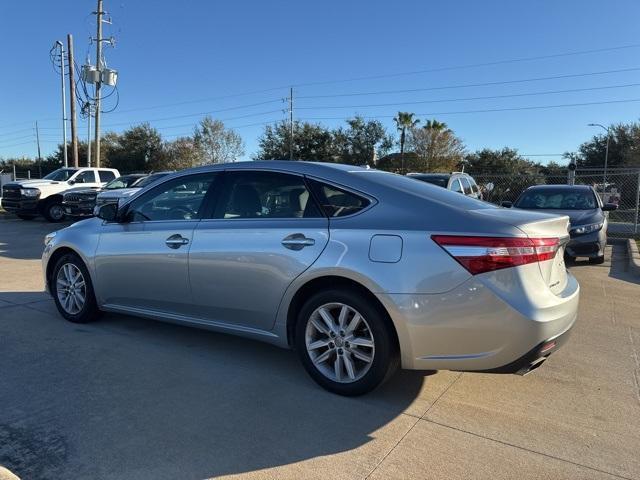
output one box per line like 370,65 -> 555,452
1,0 -> 639,163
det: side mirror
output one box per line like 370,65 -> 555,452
484,182 -> 495,192
96,203 -> 118,221
501,201 -> 513,208
68,179 -> 76,185
602,203 -> 618,211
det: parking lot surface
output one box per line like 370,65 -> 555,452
1,213 -> 639,480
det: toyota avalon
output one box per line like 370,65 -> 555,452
42,161 -> 579,395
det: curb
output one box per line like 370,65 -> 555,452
626,239 -> 640,276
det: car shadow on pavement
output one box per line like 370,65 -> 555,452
0,299 -> 427,480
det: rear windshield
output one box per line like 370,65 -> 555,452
134,173 -> 169,188
356,170 -> 494,210
515,188 -> 597,210
104,175 -> 143,189
409,175 -> 449,188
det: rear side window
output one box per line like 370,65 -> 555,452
215,171 -> 322,219
99,170 -> 116,183
308,179 -> 370,217
459,177 -> 473,195
450,179 -> 463,193
75,170 -> 97,184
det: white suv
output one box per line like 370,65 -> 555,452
1,167 -> 120,222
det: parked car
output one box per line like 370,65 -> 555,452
502,184 -> 617,264
63,174 -> 147,218
407,172 -> 482,199
42,162 -> 578,396
95,171 -> 171,209
1,167 -> 119,222
62,172 -> 171,218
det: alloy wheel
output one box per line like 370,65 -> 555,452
56,263 -> 87,315
305,302 -> 375,383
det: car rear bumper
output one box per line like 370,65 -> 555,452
376,270 -> 579,372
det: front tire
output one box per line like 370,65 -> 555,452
43,200 -> 66,223
51,253 -> 100,323
589,255 -> 605,265
295,288 -> 398,396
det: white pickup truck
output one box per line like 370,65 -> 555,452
1,167 -> 120,222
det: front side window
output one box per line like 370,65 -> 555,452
469,178 -> 480,194
215,171 -> 321,219
308,179 -> 370,217
74,171 -> 97,184
127,173 -> 216,222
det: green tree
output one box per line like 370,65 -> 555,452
393,112 -> 420,174
104,124 -> 163,173
408,119 -> 465,172
465,148 -> 538,174
193,117 -> 244,164
334,116 -> 394,166
571,121 -> 640,169
255,121 -> 337,161
150,137 -> 200,171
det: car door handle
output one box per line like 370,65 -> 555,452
282,234 -> 315,250
165,234 -> 189,249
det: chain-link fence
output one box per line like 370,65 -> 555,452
470,168 -> 640,237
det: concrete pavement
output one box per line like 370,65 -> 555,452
0,214 -> 639,480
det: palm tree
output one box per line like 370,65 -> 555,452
394,112 -> 420,174
423,119 -> 448,131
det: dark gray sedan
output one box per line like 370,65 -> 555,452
503,184 -> 617,264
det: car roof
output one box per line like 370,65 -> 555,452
524,184 -> 593,191
407,173 -> 451,178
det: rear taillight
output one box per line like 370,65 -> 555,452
431,235 -> 560,275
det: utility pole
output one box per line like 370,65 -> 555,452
55,40 -> 68,168
67,34 -> 79,167
35,121 -> 42,178
94,0 -> 104,168
86,104 -> 92,167
289,87 -> 294,161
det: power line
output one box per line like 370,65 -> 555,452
0,128 -> 35,138
288,43 -> 640,88
111,88 -> 291,115
296,82 -> 640,110
102,108 -> 283,128
297,67 -> 640,99
298,97 -> 640,121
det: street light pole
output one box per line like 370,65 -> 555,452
588,123 -> 611,186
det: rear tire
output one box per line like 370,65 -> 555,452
16,214 -> 36,220
295,288 -> 399,396
43,200 -> 66,223
589,255 -> 605,265
51,253 -> 100,323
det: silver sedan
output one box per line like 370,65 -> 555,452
42,161 -> 579,395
